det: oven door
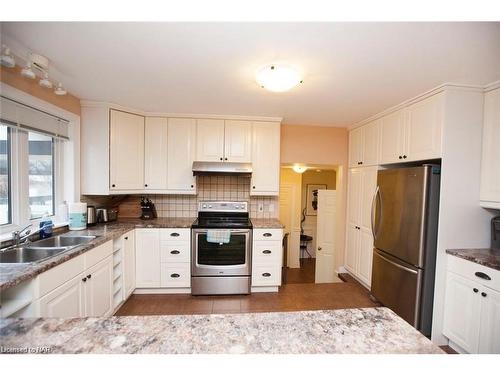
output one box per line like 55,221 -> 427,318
192,229 -> 251,276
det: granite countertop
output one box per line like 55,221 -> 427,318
251,218 -> 284,229
0,217 -> 195,292
0,307 -> 443,354
446,248 -> 500,271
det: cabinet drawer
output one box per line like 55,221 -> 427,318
252,264 -> 281,287
160,228 -> 190,242
447,255 -> 500,292
161,263 -> 191,288
253,242 -> 282,265
37,255 -> 85,298
160,242 -> 190,263
253,229 -> 283,241
84,241 -> 113,269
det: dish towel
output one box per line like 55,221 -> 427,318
206,229 -> 231,244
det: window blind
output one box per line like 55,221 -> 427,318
0,96 -> 70,140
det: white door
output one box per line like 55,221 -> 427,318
279,183 -> 301,268
348,126 -> 363,167
39,274 -> 85,318
251,121 -> 280,195
443,272 -> 481,353
315,190 -> 337,283
144,117 -> 168,190
109,109 -> 145,190
135,229 -> 161,287
362,120 -> 380,166
480,88 -> 500,205
224,120 -> 252,162
196,119 -> 225,162
167,118 -> 197,192
478,286 -> 500,353
123,230 -> 136,298
379,109 -> 405,164
84,256 -> 113,317
405,93 -> 443,161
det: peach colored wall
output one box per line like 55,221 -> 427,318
280,125 -> 348,166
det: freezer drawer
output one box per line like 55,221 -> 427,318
371,249 -> 423,329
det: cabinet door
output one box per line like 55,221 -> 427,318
144,117 -> 168,190
167,118 -> 197,192
109,109 -> 145,190
363,120 -> 380,166
250,122 -> 280,195
405,93 -> 443,161
480,88 -> 500,207
344,224 -> 359,274
196,119 -> 225,162
84,256 -> 113,317
478,286 -> 500,353
123,231 -> 136,298
347,169 -> 362,224
39,274 -> 85,318
379,109 -> 405,164
135,229 -> 161,288
359,167 -> 377,230
357,227 -> 374,286
224,120 -> 252,162
348,127 -> 363,167
443,272 -> 481,353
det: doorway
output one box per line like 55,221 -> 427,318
279,165 -> 342,284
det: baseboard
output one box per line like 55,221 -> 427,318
448,339 -> 468,354
133,288 -> 192,294
251,286 -> 279,293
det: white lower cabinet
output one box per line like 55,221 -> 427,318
443,255 -> 500,353
251,229 -> 283,290
123,230 -> 136,298
84,256 -> 114,317
135,228 -> 191,290
39,274 -> 85,318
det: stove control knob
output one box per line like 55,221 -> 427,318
202,204 -> 207,209
208,205 -> 212,208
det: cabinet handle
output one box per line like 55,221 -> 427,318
262,250 -> 272,254
403,155 -> 407,159
170,273 -> 180,278
82,277 -> 87,282
359,161 -> 363,165
481,292 -> 487,297
87,274 -> 91,279
262,272 -> 271,277
220,157 -> 223,161
318,247 -> 322,251
475,271 -> 491,281
263,233 -> 272,237
473,288 -> 478,293
144,184 -> 148,187
252,186 -> 256,189
125,237 -> 128,240
112,184 -> 116,187
170,233 -> 180,237
224,157 -> 228,161
170,250 -> 180,254
190,185 -> 194,188
398,156 -> 402,160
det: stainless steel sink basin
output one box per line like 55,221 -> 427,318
0,246 -> 70,264
0,235 -> 98,264
26,235 -> 97,249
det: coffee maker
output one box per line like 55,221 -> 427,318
492,216 -> 500,250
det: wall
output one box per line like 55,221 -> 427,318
87,176 -> 279,219
0,66 -> 81,116
300,169 -> 337,258
280,124 -> 348,272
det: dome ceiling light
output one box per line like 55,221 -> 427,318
292,165 -> 308,174
256,64 -> 303,92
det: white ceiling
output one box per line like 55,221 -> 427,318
1,22 -> 500,126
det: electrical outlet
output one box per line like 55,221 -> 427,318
258,203 -> 264,212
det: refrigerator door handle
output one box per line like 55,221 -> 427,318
375,250 -> 418,274
371,186 -> 380,240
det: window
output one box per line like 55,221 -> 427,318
0,125 -> 11,225
28,132 -> 55,219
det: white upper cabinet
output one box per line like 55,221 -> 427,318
196,119 -> 225,162
224,120 -> 252,162
379,109 -> 406,164
348,127 -> 363,167
349,121 -> 380,167
405,92 -> 443,162
480,87 -> 500,209
251,121 -> 281,195
167,118 -> 197,193
109,109 -> 145,190
144,117 -> 168,190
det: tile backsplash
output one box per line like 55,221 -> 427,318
88,176 -> 278,219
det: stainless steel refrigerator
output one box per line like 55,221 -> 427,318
371,165 -> 440,337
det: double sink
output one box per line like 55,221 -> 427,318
0,235 -> 98,264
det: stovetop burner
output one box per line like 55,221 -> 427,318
191,201 -> 252,229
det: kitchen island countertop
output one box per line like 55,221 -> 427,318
0,307 -> 443,354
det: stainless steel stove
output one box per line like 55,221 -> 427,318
191,201 -> 252,295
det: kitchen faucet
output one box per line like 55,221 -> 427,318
12,224 -> 34,246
